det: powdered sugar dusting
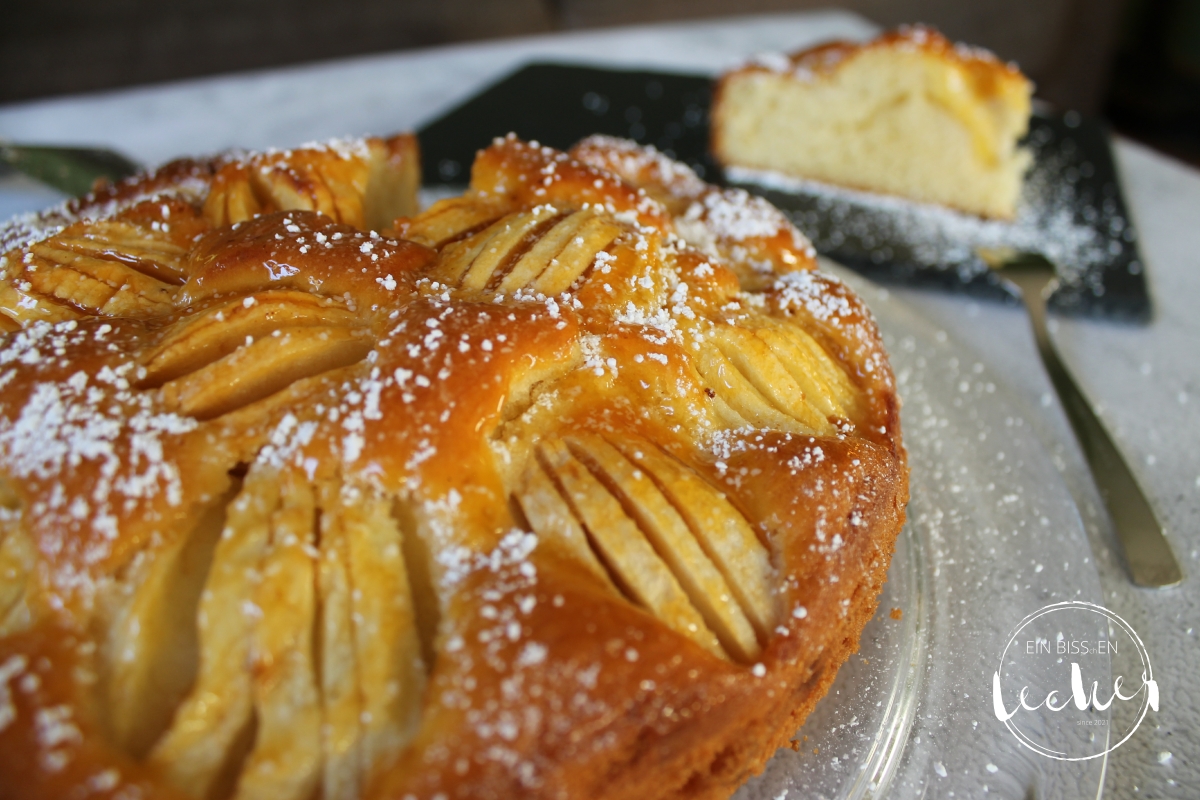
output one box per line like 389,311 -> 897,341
727,119 -> 1130,301
0,321 -> 198,585
684,188 -> 807,253
729,164 -> 1100,282
0,177 -> 209,258
575,134 -> 707,199
0,655 -> 28,733
0,366 -> 195,501
34,704 -> 82,773
773,270 -> 854,323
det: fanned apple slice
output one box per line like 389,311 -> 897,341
363,134 -> 421,231
236,472 -> 322,800
515,457 -> 612,586
0,526 -> 35,638
497,209 -> 592,292
0,491 -> 30,625
16,258 -> 113,314
158,325 -> 373,420
0,544 -> 20,620
0,197 -> 209,325
30,241 -> 176,294
612,438 -> 776,639
209,153 -> 333,228
538,439 -> 722,657
343,494 -> 426,778
23,241 -> 176,317
150,467 -> 279,800
707,391 -> 753,429
402,196 -> 510,249
694,341 -> 810,433
203,136 -> 418,231
530,215 -> 622,295
315,485 -> 361,800
254,158 -> 337,223
139,291 -> 361,387
204,164 -> 265,229
433,212 -> 526,285
315,163 -> 367,233
0,278 -> 80,327
100,490 -> 232,759
53,220 -> 191,286
568,435 -> 760,661
459,207 -> 560,291
755,321 -> 860,421
709,326 -> 833,433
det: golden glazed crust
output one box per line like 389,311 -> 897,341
0,132 -> 907,800
721,25 -> 1028,99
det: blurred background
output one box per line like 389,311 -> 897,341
2,0 -> 1198,166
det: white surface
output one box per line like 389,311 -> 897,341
867,138 -> 1200,797
0,11 -> 874,167
2,10 -> 1198,798
0,171 -> 66,221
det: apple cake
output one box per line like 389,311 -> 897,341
712,25 -> 1034,219
0,131 -> 907,800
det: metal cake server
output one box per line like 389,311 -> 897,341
981,248 -> 1183,588
0,142 -> 141,197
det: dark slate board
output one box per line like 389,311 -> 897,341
418,63 -> 1150,321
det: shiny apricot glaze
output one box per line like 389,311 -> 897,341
0,133 -> 905,800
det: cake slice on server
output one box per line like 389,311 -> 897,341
712,26 -> 1034,219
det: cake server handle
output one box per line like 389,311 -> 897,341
0,142 -> 141,197
987,252 -> 1183,588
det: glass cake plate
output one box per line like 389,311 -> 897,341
731,263 -> 1108,800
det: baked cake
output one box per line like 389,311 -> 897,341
0,132 -> 907,799
712,25 -> 1034,219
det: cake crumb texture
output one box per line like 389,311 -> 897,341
712,25 -> 1034,219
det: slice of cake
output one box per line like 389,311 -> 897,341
712,25 -> 1034,219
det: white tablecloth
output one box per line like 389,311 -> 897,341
2,11 -> 1196,798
